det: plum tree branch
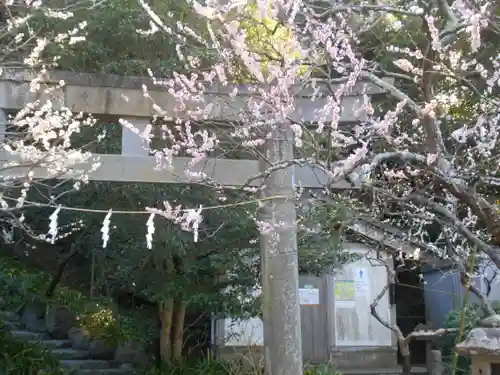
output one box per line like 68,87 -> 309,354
460,269 -> 496,317
370,262 -> 458,375
360,71 -> 423,116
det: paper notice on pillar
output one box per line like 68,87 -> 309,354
299,288 -> 320,305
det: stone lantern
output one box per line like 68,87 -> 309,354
455,314 -> 500,375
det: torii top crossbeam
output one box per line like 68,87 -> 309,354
0,69 -> 389,188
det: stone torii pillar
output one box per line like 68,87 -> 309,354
455,314 -> 500,375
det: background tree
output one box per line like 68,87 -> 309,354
131,0 -> 500,373
309,1 -> 500,373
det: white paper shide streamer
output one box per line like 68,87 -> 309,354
47,206 -> 61,244
146,213 -> 155,249
101,209 -> 112,248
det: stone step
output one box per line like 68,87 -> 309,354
61,360 -> 112,370
31,339 -> 73,349
1,319 -> 22,330
0,311 -> 20,322
9,330 -> 51,341
53,348 -> 91,360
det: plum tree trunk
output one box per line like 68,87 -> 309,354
401,353 -> 412,375
396,337 -> 413,375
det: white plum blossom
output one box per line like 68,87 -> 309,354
181,206 -> 203,243
394,59 -> 415,73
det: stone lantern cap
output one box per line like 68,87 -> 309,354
455,315 -> 500,358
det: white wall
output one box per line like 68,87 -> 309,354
214,243 -> 394,347
333,246 -> 393,346
478,259 -> 500,302
220,317 -> 264,346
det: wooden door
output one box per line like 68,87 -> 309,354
299,275 -> 329,363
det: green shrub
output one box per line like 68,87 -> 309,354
440,301 -> 500,375
0,329 -> 65,375
139,357 -> 235,375
440,303 -> 483,375
137,356 -> 343,375
0,258 -> 49,311
304,364 -> 342,375
0,256 -> 152,346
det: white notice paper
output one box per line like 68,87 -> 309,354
355,282 -> 370,297
354,267 -> 370,297
299,288 -> 320,305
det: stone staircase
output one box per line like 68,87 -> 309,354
0,310 -> 135,375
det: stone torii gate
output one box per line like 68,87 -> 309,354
0,68 -> 388,373
0,69 -> 385,187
